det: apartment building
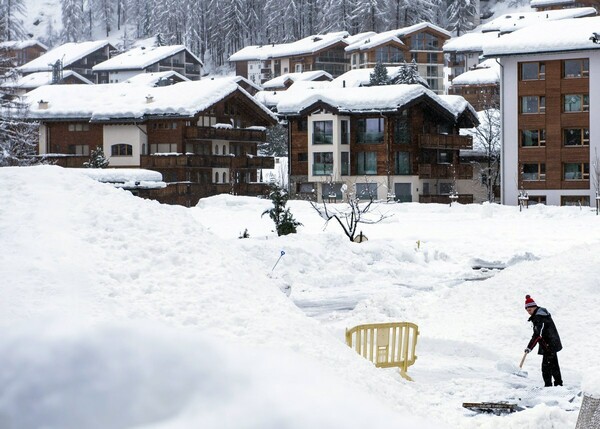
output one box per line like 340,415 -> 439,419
485,16 -> 600,206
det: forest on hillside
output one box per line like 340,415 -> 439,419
0,0 -> 492,69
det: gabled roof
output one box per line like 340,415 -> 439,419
123,71 -> 190,86
1,70 -> 94,90
443,31 -> 501,53
24,79 -> 278,123
0,40 -> 48,50
345,22 -> 451,52
262,71 -> 333,89
330,66 -> 411,88
92,45 -> 203,71
205,75 -> 263,93
438,94 -> 479,126
484,15 -> 600,57
275,84 -> 464,121
480,7 -> 596,34
451,59 -> 500,86
18,40 -> 113,73
228,32 -> 350,61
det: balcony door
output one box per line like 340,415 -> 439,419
394,183 -> 412,203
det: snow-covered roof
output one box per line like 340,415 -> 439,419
345,30 -> 405,52
1,70 -> 94,89
330,66 -> 403,88
451,59 -> 500,86
93,45 -> 203,71
484,16 -> 600,57
262,71 -> 333,89
480,7 -> 596,34
443,31 -> 501,53
438,94 -> 479,120
530,0 -> 575,7
228,32 -> 350,61
346,22 -> 450,52
344,32 -> 377,45
18,40 -> 112,73
0,40 -> 48,50
205,75 -> 263,93
123,71 -> 190,86
275,84 -> 460,118
24,79 -> 278,122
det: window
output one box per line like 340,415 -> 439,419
222,145 -> 227,155
312,152 -> 333,175
69,144 -> 89,155
68,123 -> 90,132
356,183 -> 378,199
521,96 -> 545,114
341,152 -> 350,176
528,196 -> 547,205
357,152 -> 377,175
394,151 -> 410,175
426,65 -> 438,77
561,195 -> 590,206
563,128 -> 589,146
111,144 -> 133,156
215,172 -> 219,183
563,94 -> 589,112
522,163 -> 546,180
563,59 -> 589,78
298,183 -> 314,194
521,129 -> 546,147
375,46 -> 404,63
520,62 -> 545,80
426,53 -> 438,64
437,150 -> 453,164
341,120 -> 349,145
295,64 -> 303,72
322,182 -> 343,200
197,116 -> 216,127
394,113 -> 410,144
313,120 -> 333,144
222,172 -> 227,183
439,182 -> 453,194
298,152 -> 308,162
357,118 -> 384,144
563,162 -> 589,180
411,33 -> 439,50
298,119 -> 307,132
150,143 -> 177,154
153,122 -> 177,130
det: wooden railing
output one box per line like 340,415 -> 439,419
418,134 -> 473,150
37,155 -> 88,168
418,163 -> 473,179
346,322 -> 419,381
140,154 -> 274,170
185,127 -> 266,142
419,194 -> 474,204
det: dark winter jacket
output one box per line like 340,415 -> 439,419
527,307 -> 563,355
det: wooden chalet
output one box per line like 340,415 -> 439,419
0,40 -> 48,67
275,85 -> 478,204
345,23 -> 451,94
18,40 -> 115,84
92,45 -> 203,83
25,80 -> 277,206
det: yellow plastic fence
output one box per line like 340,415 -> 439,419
345,322 -> 419,381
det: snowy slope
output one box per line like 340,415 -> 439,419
2,165 -> 600,428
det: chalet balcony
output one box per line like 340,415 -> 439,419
185,65 -> 201,74
37,154 -> 88,168
185,127 -> 266,142
418,163 -> 473,180
418,134 -> 473,150
140,154 -> 274,170
419,194 -> 474,204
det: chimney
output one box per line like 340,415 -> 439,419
145,94 -> 154,103
38,100 -> 49,109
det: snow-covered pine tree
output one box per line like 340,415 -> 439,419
0,96 -> 40,167
351,0 -> 385,32
262,185 -> 301,236
93,0 -> 115,37
369,61 -> 391,86
0,0 -> 27,41
259,123 -> 288,157
447,0 -> 477,36
392,60 -> 429,88
61,0 -> 86,42
84,146 -> 110,168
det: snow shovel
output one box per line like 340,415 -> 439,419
514,352 -> 529,378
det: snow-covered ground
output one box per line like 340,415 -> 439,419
1,165 -> 599,428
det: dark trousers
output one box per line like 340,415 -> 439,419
542,352 -> 562,386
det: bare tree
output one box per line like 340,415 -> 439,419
0,96 -> 40,167
310,180 -> 391,242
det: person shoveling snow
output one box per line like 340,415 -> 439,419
523,294 -> 564,387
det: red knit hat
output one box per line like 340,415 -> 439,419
525,295 -> 537,308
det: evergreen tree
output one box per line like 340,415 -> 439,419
262,185 -> 301,236
392,60 -> 429,87
93,0 -> 115,37
84,146 -> 110,168
0,0 -> 27,41
447,0 -> 477,36
369,61 -> 391,86
61,0 -> 86,42
259,123 -> 288,157
0,96 -> 40,167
